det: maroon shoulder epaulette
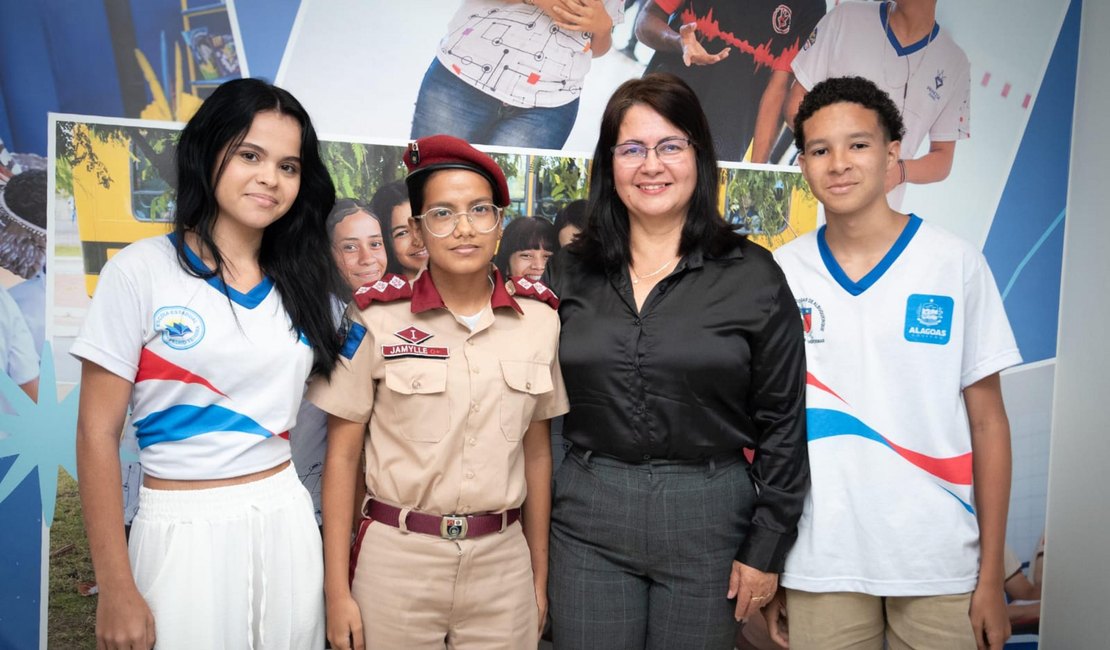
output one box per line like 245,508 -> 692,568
506,277 -> 559,309
353,274 -> 412,309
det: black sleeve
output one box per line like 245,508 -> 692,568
735,265 -> 809,573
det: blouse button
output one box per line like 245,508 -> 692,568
412,379 -> 422,389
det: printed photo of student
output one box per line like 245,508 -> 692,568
410,0 -> 625,149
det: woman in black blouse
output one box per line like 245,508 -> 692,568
545,73 -> 809,649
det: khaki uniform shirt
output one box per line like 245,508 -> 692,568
308,270 -> 568,516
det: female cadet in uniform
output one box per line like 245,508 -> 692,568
544,73 -> 809,649
310,134 -> 568,650
73,78 -> 340,649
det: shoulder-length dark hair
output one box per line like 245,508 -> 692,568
495,216 -> 557,277
574,73 -> 743,271
173,77 -> 340,375
369,180 -> 411,275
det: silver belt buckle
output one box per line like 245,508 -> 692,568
441,515 -> 468,540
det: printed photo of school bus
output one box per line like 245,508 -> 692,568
718,167 -> 818,251
61,121 -> 177,296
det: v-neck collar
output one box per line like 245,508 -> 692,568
169,233 -> 274,309
879,2 -> 940,57
817,214 -> 922,296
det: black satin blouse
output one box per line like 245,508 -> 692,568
546,238 -> 809,572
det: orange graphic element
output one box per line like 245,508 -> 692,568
527,72 -> 541,84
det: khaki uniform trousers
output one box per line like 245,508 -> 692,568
785,589 -> 976,650
351,519 -> 538,649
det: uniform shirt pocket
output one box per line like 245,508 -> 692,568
384,359 -> 449,442
499,360 -> 554,442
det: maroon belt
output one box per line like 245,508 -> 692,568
365,499 -> 520,540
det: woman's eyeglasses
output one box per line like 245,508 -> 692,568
611,137 -> 694,166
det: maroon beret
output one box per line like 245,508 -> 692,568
403,134 -> 510,214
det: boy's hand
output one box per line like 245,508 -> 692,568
970,583 -> 1011,649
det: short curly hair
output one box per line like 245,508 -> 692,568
793,76 -> 906,151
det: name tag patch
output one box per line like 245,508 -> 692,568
904,294 -> 954,345
381,344 -> 450,359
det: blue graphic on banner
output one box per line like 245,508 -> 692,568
0,343 -> 79,650
982,0 -> 1080,364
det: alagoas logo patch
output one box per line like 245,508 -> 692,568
154,306 -> 205,350
797,298 -> 825,344
904,294 -> 954,345
382,325 -> 448,359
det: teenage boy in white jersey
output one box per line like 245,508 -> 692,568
769,76 -> 1020,650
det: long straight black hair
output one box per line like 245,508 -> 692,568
173,78 -> 340,375
573,73 -> 743,272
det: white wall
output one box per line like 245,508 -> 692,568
1039,0 -> 1110,645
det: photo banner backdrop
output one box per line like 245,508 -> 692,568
0,0 -> 1080,646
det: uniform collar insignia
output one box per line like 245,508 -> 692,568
352,273 -> 412,309
506,276 -> 559,309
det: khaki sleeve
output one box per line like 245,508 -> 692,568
307,308 -> 376,423
531,338 -> 569,421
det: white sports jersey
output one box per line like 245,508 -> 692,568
791,1 -> 970,206
71,235 -> 313,480
774,216 -> 1021,596
434,0 -> 624,108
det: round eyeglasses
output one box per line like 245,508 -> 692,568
611,137 -> 694,166
414,203 -> 502,238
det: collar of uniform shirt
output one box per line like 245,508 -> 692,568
409,266 -> 523,314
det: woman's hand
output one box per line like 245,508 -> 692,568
96,586 -> 156,650
550,0 -> 613,36
728,560 -> 779,621
326,594 -> 365,650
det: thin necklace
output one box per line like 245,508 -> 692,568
630,256 -> 677,284
882,2 -> 936,114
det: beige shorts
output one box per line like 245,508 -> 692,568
784,588 -> 976,650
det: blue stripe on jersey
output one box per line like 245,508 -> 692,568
167,234 -> 275,309
340,321 -> 367,360
133,404 -> 272,448
818,214 -> 922,296
879,2 -> 941,57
